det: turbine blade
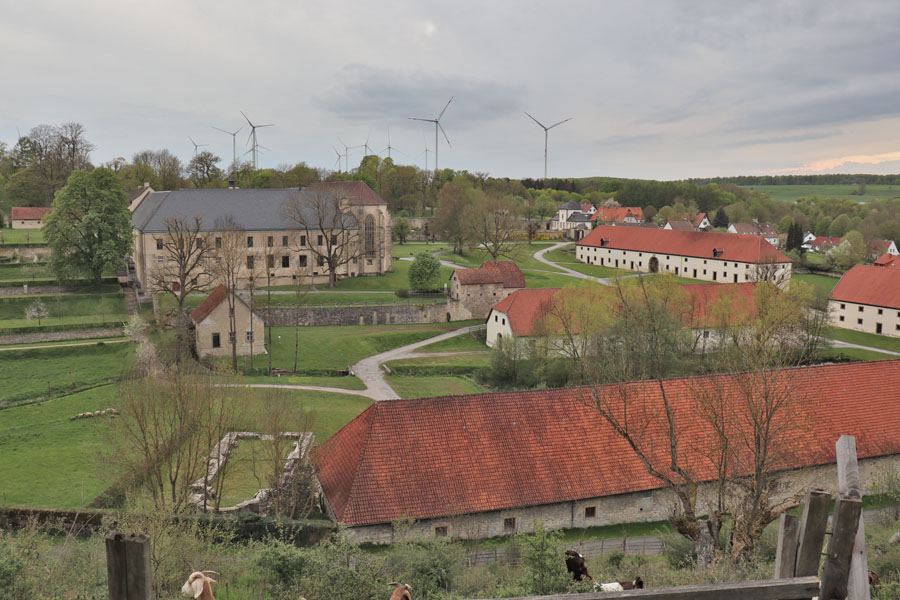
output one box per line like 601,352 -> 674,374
524,112 -> 547,130
333,146 -> 341,157
212,126 -> 230,134
409,117 -> 436,123
337,136 -> 347,148
258,123 -> 274,128
437,96 -> 453,120
547,117 -> 573,130
240,110 -> 254,127
439,123 -> 451,148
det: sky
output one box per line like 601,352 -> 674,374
2,0 -> 900,181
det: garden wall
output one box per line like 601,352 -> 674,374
267,299 -> 473,326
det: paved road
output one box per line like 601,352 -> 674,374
398,254 -> 467,269
823,338 -> 900,357
533,242 -> 612,286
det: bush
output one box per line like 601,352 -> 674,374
518,523 -> 569,595
606,549 -> 625,568
387,528 -> 465,599
256,541 -> 308,587
408,252 -> 442,292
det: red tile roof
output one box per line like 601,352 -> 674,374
312,360 -> 900,527
731,222 -> 777,237
810,236 -> 842,248
874,254 -> 896,267
11,207 -> 52,221
190,284 -> 228,324
306,181 -> 386,205
829,265 -> 900,310
579,225 -> 791,264
453,261 -> 526,288
489,288 -> 559,335
693,213 -> 708,228
492,282 -> 758,335
591,206 -> 644,223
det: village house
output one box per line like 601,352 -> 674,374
576,225 -> 792,284
486,282 -> 758,351
868,238 -> 899,258
312,360 -> 900,543
131,182 -> 392,292
694,212 -> 711,230
828,264 -> 900,337
449,261 -> 526,319
803,235 -> 842,253
728,222 -> 780,247
590,206 -> 644,225
189,284 -> 265,358
663,220 -> 695,231
548,200 -> 593,240
874,253 -> 897,267
10,206 -> 52,229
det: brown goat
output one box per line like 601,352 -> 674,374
181,571 -> 218,600
388,582 -> 412,600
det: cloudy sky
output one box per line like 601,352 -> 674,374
2,0 -> 900,180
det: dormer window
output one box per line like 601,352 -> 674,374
600,238 -> 610,247
712,247 -> 724,258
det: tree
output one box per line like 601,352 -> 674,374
212,215 -> 248,371
470,193 -> 521,260
12,123 -> 95,204
133,149 -> 184,190
712,207 -> 729,228
518,524 -> 569,595
828,230 -> 868,270
392,217 -> 411,244
280,189 -> 362,288
785,221 -> 803,251
24,299 -> 49,326
408,252 -> 442,292
187,151 -> 224,188
829,213 -> 852,238
434,179 -> 479,253
44,167 -> 132,286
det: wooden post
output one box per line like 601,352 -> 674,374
820,495 -> 863,600
836,435 -> 871,600
105,532 -> 152,600
795,489 -> 831,577
774,513 -> 800,578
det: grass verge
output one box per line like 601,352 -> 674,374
386,375 -> 487,398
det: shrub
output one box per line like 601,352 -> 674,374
408,252 -> 442,292
605,549 -> 625,568
518,523 -> 569,596
256,541 -> 308,587
387,530 -> 465,598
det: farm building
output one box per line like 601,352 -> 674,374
190,284 -> 265,358
449,261 -> 526,319
10,206 -> 52,229
828,264 -> 900,337
576,225 -> 791,284
312,360 -> 900,543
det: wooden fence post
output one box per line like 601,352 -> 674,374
105,532 -> 152,600
795,490 -> 831,577
836,435 -> 871,600
820,495 -> 863,600
774,513 -> 800,579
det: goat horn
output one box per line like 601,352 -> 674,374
201,570 -> 219,576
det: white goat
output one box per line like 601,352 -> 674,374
181,571 -> 218,600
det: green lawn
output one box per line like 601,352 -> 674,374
385,352 -> 492,375
215,439 -> 270,507
741,184 -> 900,203
0,292 -> 127,330
816,347 -> 896,361
330,260 -> 455,292
0,336 -> 128,350
0,342 -> 136,407
0,263 -> 53,281
0,229 -> 47,245
444,244 -> 562,272
165,291 -> 444,311
416,331 -> 488,352
0,385 -> 123,508
386,375 -> 487,398
822,327 -> 900,353
392,242 -> 455,257
235,374 -> 367,390
522,269 -> 594,288
794,273 -> 840,295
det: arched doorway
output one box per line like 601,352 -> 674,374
648,256 -> 659,273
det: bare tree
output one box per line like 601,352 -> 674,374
213,215 -> 247,371
24,299 -> 49,326
280,190 -> 362,288
470,193 -> 522,260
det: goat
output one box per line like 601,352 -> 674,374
388,582 -> 412,600
868,570 -> 880,587
564,549 -> 592,582
181,571 -> 218,600
596,577 -> 644,592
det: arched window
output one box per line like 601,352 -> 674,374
365,215 -> 375,257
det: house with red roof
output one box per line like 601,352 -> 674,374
449,261 -> 526,318
10,207 -> 52,229
311,360 -> 900,542
874,253 -> 897,267
828,265 -> 900,337
576,225 -> 792,285
190,284 -> 265,358
486,283 -> 759,351
804,236 -> 842,253
590,206 -> 644,225
728,222 -> 780,247
694,212 -> 711,230
868,239 -> 899,258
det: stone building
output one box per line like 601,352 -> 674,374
10,206 -> 52,229
448,261 -> 526,319
190,284 -> 266,358
131,182 -> 391,291
312,360 -> 900,543
576,225 -> 792,285
828,264 -> 900,337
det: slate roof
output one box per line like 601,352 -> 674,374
830,265 -> 900,310
306,181 -> 387,206
578,225 -> 791,264
11,207 -> 51,220
312,360 -> 900,527
132,189 -> 358,234
453,261 -> 526,288
560,200 -> 582,210
567,212 -> 592,223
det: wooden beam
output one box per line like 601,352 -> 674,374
836,435 -> 871,600
795,489 -> 831,577
775,513 -> 800,578
820,495 -> 862,600
105,532 -> 127,600
469,576 -> 820,600
105,531 -> 152,600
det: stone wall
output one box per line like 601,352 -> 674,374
267,299 -> 471,327
0,246 -> 50,260
0,327 -> 125,345
344,453 -> 900,544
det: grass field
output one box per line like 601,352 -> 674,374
794,273 -> 840,295
416,331 -> 488,352
0,229 -> 46,244
741,184 -> 900,203
386,375 -> 487,398
215,439 -> 270,507
0,385 -> 123,507
0,337 -> 128,350
0,342 -> 136,407
330,260 -> 455,292
385,352 -> 492,375
0,292 -> 127,330
236,374 -> 367,390
392,242 -> 455,257
444,244 -> 560,272
822,327 -> 900,353
0,262 -> 53,281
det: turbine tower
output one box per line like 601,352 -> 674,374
337,137 -> 352,171
381,127 -> 401,159
241,111 -> 273,170
416,139 -> 432,172
409,96 -> 452,172
212,125 -> 243,175
524,112 -> 572,180
332,147 -> 343,171
188,136 -> 208,158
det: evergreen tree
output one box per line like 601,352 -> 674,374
713,207 -> 729,228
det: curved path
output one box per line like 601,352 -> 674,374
533,242 -> 612,285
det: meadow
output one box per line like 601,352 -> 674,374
741,183 -> 900,203
0,228 -> 46,245
0,291 -> 127,331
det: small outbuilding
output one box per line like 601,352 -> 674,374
10,207 -> 52,229
190,284 -> 266,358
449,261 -> 526,318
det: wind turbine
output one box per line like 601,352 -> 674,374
409,96 -> 453,172
357,130 -> 373,157
337,137 -> 352,171
188,136 -> 208,158
241,111 -> 273,170
381,127 -> 401,159
415,138 -> 432,172
212,125 -> 243,174
332,147 -> 343,171
524,112 -> 571,180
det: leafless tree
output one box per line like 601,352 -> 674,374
280,189 -> 361,288
213,215 -> 247,371
470,193 -> 522,260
